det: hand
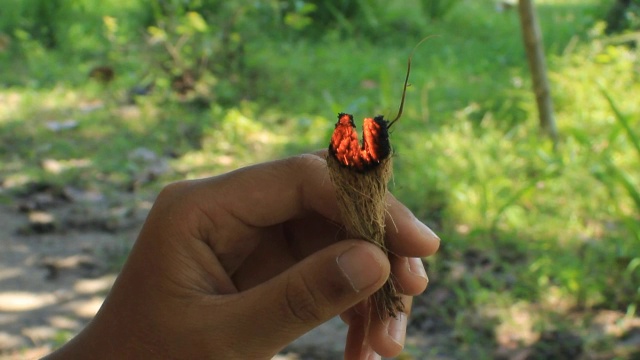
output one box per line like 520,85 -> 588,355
45,153 -> 440,359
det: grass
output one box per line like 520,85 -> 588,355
1,0 -> 639,358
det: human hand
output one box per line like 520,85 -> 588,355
46,153 -> 439,359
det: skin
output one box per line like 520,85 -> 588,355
44,153 -> 440,360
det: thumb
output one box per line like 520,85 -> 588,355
228,240 -> 389,357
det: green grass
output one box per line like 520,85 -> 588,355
1,0 -> 639,358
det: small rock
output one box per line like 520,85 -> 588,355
42,159 -> 63,174
27,211 -> 56,233
62,186 -> 104,203
39,254 -> 104,281
45,120 -> 78,132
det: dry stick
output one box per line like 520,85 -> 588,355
326,38 -> 431,318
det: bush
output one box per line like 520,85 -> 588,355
420,0 -> 462,20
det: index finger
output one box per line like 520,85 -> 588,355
195,153 -> 438,257
206,153 -> 341,226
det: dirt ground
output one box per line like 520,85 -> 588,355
0,197 -> 141,359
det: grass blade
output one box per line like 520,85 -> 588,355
606,161 -> 640,213
601,87 -> 640,161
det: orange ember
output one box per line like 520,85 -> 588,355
329,113 -> 390,171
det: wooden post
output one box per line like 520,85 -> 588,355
518,0 -> 559,146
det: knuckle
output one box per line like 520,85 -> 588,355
156,180 -> 193,206
286,153 -> 326,172
159,180 -> 191,197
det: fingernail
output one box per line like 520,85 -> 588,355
408,257 -> 428,280
415,217 -> 440,242
337,246 -> 383,292
388,312 -> 407,347
366,352 -> 381,360
361,345 -> 381,360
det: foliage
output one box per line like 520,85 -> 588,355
419,0 -> 462,20
276,0 -> 394,38
604,0 -> 640,33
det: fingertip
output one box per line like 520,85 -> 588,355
413,217 -> 440,255
368,295 -> 413,358
408,257 -> 428,281
390,256 -> 428,296
337,243 -> 390,293
385,195 -> 441,257
368,313 -> 406,358
387,312 -> 407,349
364,348 -> 381,360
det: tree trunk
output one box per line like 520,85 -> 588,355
518,0 -> 559,146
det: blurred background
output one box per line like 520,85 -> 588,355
0,0 -> 639,359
